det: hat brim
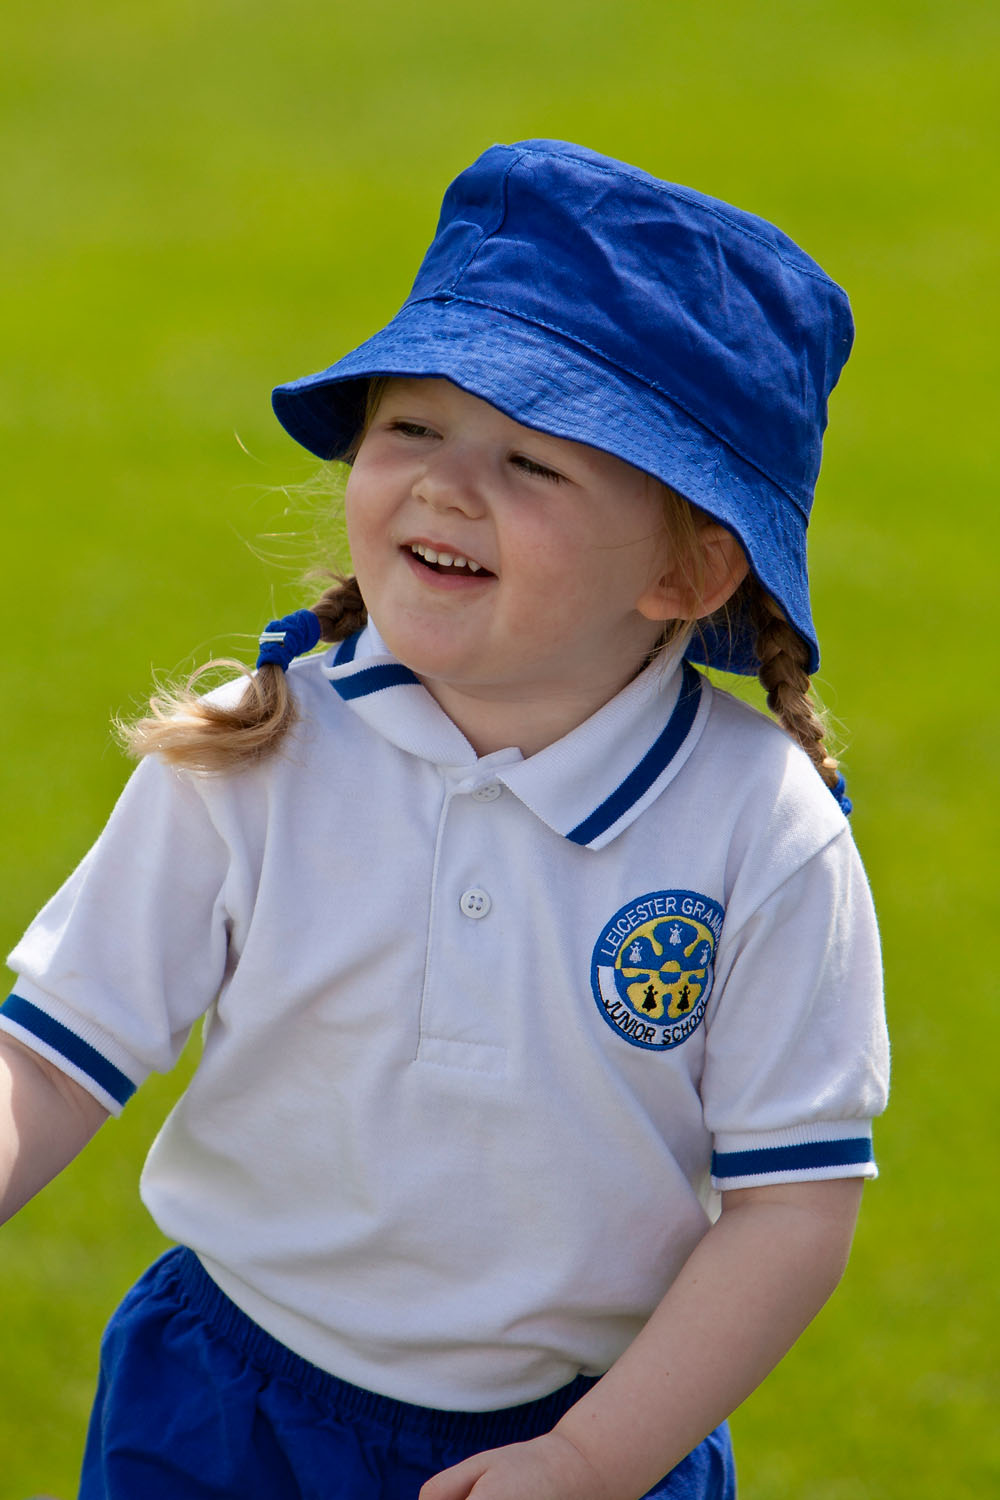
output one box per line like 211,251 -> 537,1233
271,298 -> 818,675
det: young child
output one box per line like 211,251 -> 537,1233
1,140 -> 888,1500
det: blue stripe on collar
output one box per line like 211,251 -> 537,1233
333,631 -> 363,666
330,661 -> 422,701
566,661 -> 703,847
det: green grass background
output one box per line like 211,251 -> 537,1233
2,1 -> 997,1494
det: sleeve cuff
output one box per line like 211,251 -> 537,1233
711,1122 -> 877,1190
0,991 -> 140,1115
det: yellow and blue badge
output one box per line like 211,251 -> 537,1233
591,890 -> 724,1050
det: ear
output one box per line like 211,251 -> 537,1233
637,524 -> 749,622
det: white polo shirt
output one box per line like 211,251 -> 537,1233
3,625 -> 889,1409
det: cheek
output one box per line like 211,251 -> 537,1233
342,518 -> 385,604
504,542 -> 598,636
343,477 -> 382,556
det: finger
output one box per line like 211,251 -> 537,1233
419,1453 -> 492,1500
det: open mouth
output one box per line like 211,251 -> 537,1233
407,543 -> 494,579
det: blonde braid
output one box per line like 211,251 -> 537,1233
122,576 -> 368,773
751,588 -> 840,792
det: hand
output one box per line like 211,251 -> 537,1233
418,1430 -> 616,1500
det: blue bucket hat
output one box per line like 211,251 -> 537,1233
272,139 -> 854,674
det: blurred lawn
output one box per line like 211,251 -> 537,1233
2,1 -> 998,1495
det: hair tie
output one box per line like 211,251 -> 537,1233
830,772 -> 853,817
256,609 -> 322,672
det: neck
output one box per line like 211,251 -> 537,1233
421,681 -> 624,758
420,647 -> 684,758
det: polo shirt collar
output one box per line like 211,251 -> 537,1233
321,623 -> 709,850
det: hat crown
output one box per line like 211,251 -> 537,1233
271,140 -> 857,673
405,140 -> 853,510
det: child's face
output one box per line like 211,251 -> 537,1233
344,378 -> 677,746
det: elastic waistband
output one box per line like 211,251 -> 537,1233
165,1247 -> 601,1446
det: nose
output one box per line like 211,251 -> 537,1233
413,442 -> 487,518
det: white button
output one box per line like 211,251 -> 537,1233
471,782 -> 502,802
459,888 -> 492,919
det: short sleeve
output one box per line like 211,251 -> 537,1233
702,827 -> 889,1189
2,755 -> 232,1114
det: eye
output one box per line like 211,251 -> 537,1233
386,419 -> 439,439
510,453 -> 565,483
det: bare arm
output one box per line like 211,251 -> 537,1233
0,1033 -> 110,1225
420,1177 -> 864,1500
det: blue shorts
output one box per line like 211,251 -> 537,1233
80,1247 -> 736,1499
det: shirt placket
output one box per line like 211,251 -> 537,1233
415,764 -> 516,1076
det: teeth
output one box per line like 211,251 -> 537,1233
411,544 -> 483,573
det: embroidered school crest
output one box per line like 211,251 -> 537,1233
591,890 -> 724,1050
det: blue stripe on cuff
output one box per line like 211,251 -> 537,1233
330,662 -> 420,700
711,1137 -> 873,1179
567,661 -> 702,847
1,994 -> 137,1107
